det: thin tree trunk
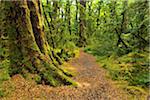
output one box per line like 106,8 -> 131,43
75,0 -> 79,36
96,1 -> 102,27
68,0 -> 71,35
78,0 -> 86,47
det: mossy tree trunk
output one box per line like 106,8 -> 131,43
66,0 -> 71,35
2,0 -> 76,86
78,0 -> 87,47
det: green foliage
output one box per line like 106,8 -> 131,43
56,48 -> 76,62
42,0 -> 149,92
0,90 -> 4,97
0,0 -> 149,98
84,2 -> 149,97
0,60 -> 10,97
91,51 -> 149,98
0,80 -> 15,98
0,31 -> 10,97
84,0 -> 149,93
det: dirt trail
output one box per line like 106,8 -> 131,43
1,51 -> 128,100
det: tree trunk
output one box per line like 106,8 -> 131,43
66,0 -> 71,35
96,1 -> 102,27
77,0 -> 87,47
2,0 -> 76,86
75,0 -> 79,36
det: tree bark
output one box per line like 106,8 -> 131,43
2,0 -> 76,86
75,0 -> 79,36
96,0 -> 102,27
77,0 -> 87,47
66,0 -> 71,35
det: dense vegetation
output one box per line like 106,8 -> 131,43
0,0 -> 149,98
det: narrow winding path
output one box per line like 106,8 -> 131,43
1,51 -> 128,100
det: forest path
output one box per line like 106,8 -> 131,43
1,51 -> 128,100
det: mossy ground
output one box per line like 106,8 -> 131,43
94,51 -> 149,99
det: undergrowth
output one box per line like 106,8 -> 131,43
84,47 -> 149,99
0,45 -> 79,97
0,39 -> 10,97
0,59 -> 10,97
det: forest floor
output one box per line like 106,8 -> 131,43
1,51 -> 129,100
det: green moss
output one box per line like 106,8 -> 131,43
0,90 -> 5,98
43,72 -> 58,86
0,80 -> 15,98
2,0 -> 77,87
95,50 -> 149,99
